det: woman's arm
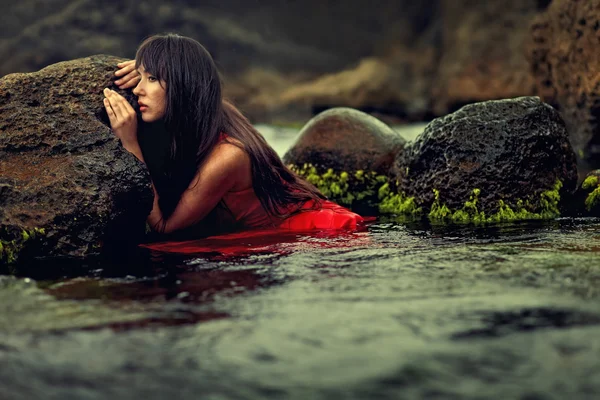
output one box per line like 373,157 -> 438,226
147,143 -> 247,233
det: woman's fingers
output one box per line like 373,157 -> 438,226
103,97 -> 118,126
116,71 -> 141,89
115,60 -> 140,89
114,60 -> 136,77
105,89 -> 135,122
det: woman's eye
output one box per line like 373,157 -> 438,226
148,76 -> 157,82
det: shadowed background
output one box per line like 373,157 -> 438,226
2,0 -> 599,167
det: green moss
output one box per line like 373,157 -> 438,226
448,188 -> 487,223
585,186 -> 600,211
537,180 -> 562,218
428,180 -> 563,224
289,163 -> 389,207
428,189 -> 453,221
378,183 -> 422,215
0,227 -> 46,265
582,175 -> 599,189
581,175 -> 600,212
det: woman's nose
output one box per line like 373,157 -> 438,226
132,82 -> 142,96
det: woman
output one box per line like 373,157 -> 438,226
103,33 -> 363,237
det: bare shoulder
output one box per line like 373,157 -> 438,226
210,139 -> 250,168
202,139 -> 252,190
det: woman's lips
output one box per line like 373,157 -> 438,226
139,105 -> 148,112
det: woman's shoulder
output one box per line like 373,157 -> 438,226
203,137 -> 252,190
212,137 -> 249,164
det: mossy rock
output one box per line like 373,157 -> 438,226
283,107 -> 406,210
387,97 -> 578,223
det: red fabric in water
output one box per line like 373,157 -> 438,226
142,223 -> 373,256
278,199 -> 364,230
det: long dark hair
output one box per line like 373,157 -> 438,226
135,33 -> 324,224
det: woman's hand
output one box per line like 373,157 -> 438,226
103,88 -> 142,159
114,60 -> 140,89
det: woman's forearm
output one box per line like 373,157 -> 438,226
122,142 -> 167,233
123,141 -> 145,163
147,182 -> 168,233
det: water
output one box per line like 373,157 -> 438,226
1,125 -> 599,399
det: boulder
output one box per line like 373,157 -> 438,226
387,97 -> 578,223
527,0 -> 600,171
0,55 -> 153,268
282,108 -> 406,211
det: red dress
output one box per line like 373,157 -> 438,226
216,186 -> 364,231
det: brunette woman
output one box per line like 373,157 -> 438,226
103,33 -> 362,237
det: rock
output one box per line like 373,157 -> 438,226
282,108 -> 406,211
386,97 -> 578,223
527,0 -> 600,171
0,55 -> 153,267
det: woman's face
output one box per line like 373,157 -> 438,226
132,65 -> 167,122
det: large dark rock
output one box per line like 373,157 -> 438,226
283,108 -> 405,211
0,55 -> 153,267
390,97 -> 578,222
527,0 -> 600,172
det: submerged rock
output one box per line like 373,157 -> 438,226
387,96 -> 578,223
283,107 -> 406,211
0,55 -> 153,267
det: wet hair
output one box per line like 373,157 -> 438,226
134,33 -> 324,230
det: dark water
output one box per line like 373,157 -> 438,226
1,126 -> 600,400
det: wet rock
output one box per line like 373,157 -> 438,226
527,0 -> 600,171
388,97 -> 578,223
282,108 -> 406,211
0,55 -> 153,267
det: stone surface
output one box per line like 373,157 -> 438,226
0,55 -> 153,266
527,0 -> 600,171
393,97 -> 578,221
283,108 -> 406,174
282,108 -> 405,210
